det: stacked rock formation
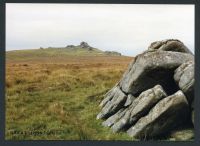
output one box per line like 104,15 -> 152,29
97,39 -> 194,140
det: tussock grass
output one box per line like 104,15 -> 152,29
6,55 -> 134,140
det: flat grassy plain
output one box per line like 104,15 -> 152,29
6,52 -> 134,140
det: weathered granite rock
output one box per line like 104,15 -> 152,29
98,51 -> 193,119
148,39 -> 192,54
102,108 -> 127,127
79,41 -> 90,48
97,39 -> 194,140
174,61 -> 194,103
120,51 -> 194,96
99,84 -> 119,108
111,85 -> 167,132
127,91 -> 189,138
124,94 -> 136,107
104,51 -> 122,56
97,85 -> 127,119
170,128 -> 194,141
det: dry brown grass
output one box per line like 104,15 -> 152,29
6,55 -> 134,140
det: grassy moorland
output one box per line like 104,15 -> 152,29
6,48 -> 134,140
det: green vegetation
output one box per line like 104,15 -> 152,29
6,45 -> 121,62
6,50 -> 133,140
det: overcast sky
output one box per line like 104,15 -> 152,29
6,4 -> 194,56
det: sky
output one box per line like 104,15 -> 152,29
6,4 -> 194,56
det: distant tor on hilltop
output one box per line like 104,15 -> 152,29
6,41 -> 122,61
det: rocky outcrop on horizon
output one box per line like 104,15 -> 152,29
66,41 -> 122,56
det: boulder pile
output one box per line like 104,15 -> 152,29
97,39 -> 194,140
